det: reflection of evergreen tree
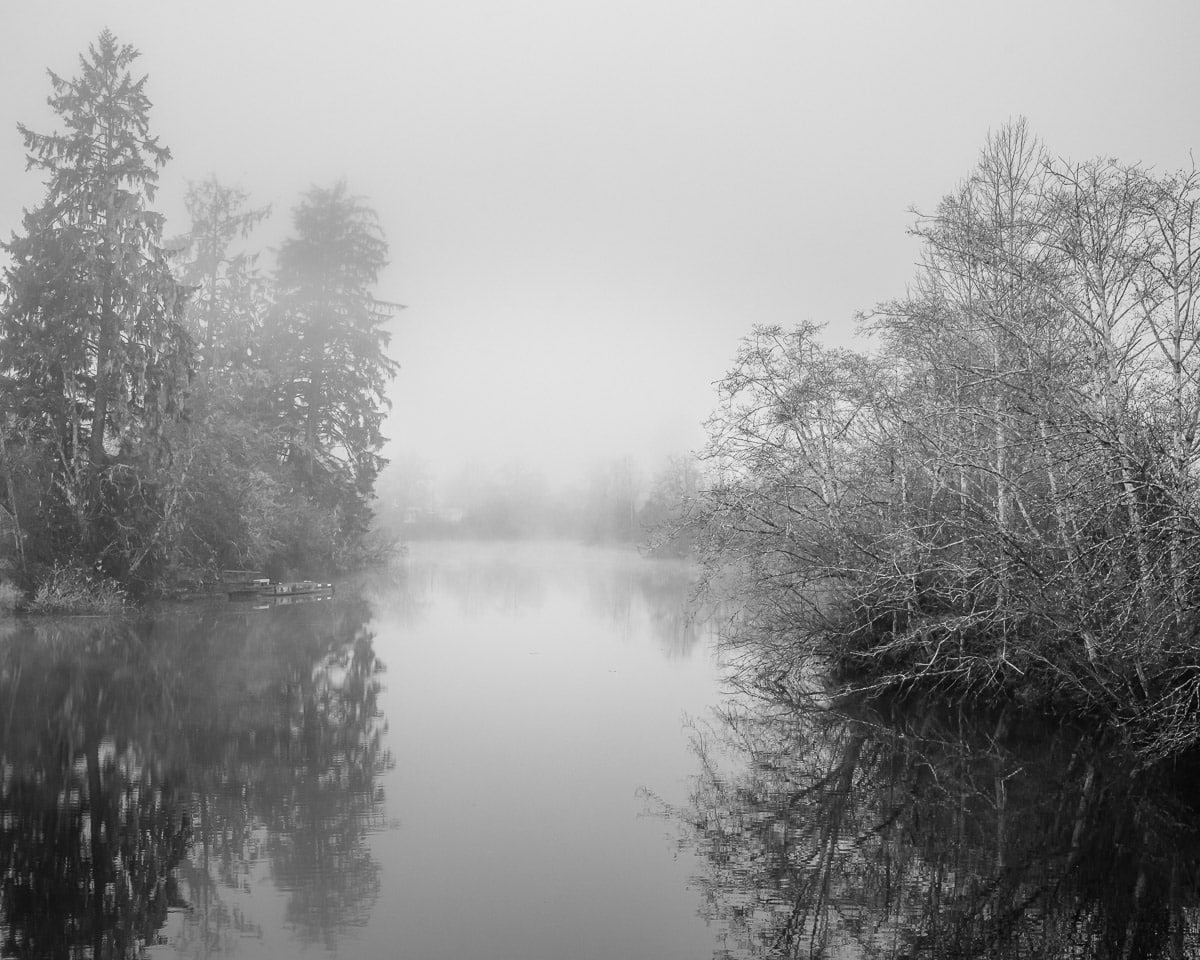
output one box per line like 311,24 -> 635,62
0,596 -> 389,955
260,612 -> 386,944
0,620 -> 192,958
673,695 -> 1200,959
0,754 -> 190,958
168,600 -> 389,950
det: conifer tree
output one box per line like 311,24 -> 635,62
174,176 -> 270,376
0,30 -> 191,563
268,182 -> 398,554
1,30 -> 190,463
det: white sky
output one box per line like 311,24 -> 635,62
2,0 -> 1198,485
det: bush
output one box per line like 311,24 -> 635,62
0,580 -> 20,613
26,564 -> 126,614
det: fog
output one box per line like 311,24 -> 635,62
3,0 -> 1198,495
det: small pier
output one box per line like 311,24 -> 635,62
222,570 -> 335,602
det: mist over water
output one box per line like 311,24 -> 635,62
6,6 -> 1200,956
3,542 -> 1193,958
363,541 -> 721,959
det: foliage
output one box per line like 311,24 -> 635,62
0,33 -> 399,593
266,182 -> 398,555
1,30 -> 191,468
0,30 -> 191,584
0,580 -> 21,612
172,175 -> 271,375
697,121 -> 1200,755
639,454 -> 703,556
25,563 -> 126,613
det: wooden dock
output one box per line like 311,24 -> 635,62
222,570 -> 335,602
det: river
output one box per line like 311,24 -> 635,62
5,541 -> 1200,959
0,541 -> 724,959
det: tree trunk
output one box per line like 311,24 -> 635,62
0,430 -> 24,570
90,292 -> 119,464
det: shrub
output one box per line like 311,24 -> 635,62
26,564 -> 126,614
0,580 -> 20,613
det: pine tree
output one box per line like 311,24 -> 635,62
174,175 -> 270,376
0,30 -> 192,566
268,182 -> 398,557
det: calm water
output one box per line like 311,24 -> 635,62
673,688 -> 1200,959
6,542 -> 1200,959
0,541 -> 724,959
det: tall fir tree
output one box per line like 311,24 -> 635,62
174,175 -> 270,377
0,30 -> 192,567
268,182 -> 398,554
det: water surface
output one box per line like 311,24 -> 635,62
359,541 -> 723,960
0,541 -> 723,959
9,541 -> 1188,959
672,687 -> 1200,958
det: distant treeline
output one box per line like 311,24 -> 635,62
695,121 -> 1200,757
375,453 -> 700,554
0,32 -> 397,601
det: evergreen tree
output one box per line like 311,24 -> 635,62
0,30 -> 191,569
268,182 -> 398,557
174,176 -> 270,376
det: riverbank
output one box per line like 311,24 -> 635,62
689,127 -> 1200,761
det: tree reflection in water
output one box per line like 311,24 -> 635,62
673,692 -> 1200,959
0,597 -> 389,957
387,541 -> 713,658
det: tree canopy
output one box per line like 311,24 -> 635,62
696,121 -> 1200,758
269,182 -> 399,550
0,31 -> 399,596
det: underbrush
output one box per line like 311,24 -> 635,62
0,580 -> 20,613
26,564 -> 127,614
727,586 -> 1200,763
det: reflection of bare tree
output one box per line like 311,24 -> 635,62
672,694 -> 1200,958
0,596 -> 389,956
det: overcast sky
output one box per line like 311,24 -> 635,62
2,1 -> 1198,486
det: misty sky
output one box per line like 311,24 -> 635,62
2,1 -> 1198,486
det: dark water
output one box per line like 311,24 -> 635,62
675,693 -> 1200,959
4,542 -> 1197,959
